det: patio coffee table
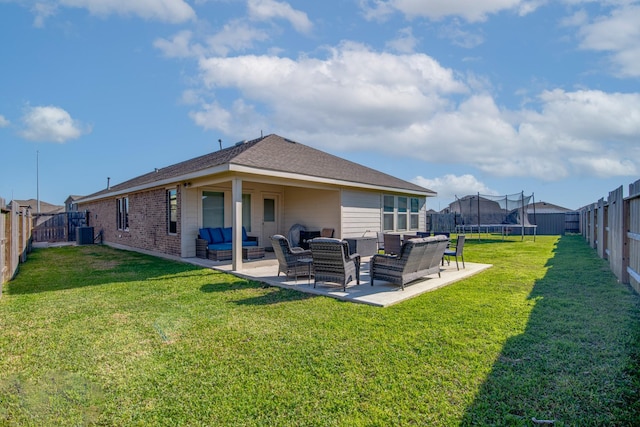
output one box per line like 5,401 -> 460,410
243,247 -> 265,260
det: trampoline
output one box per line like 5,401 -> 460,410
452,192 -> 537,241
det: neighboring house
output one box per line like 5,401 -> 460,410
65,195 -> 83,212
76,134 -> 436,269
527,201 -> 573,214
9,199 -> 64,227
527,201 -> 577,235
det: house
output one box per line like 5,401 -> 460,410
8,199 -> 65,227
526,201 -> 577,235
76,134 -> 436,270
65,195 -> 83,212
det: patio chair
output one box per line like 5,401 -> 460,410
377,232 -> 385,253
309,238 -> 360,291
270,235 -> 314,279
320,228 -> 335,238
383,233 -> 402,255
443,235 -> 465,270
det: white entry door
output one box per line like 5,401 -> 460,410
262,194 -> 279,249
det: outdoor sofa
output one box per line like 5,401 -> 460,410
370,235 -> 449,290
197,226 -> 258,260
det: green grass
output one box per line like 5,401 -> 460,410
0,235 -> 639,426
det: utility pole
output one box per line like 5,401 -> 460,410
36,150 -> 40,214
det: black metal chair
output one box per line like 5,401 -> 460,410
443,235 -> 466,270
383,233 -> 402,256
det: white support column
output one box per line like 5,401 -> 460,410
232,178 -> 243,271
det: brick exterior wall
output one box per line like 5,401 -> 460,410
80,186 -> 182,257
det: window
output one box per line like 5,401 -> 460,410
242,194 -> 252,232
397,197 -> 408,230
167,189 -> 177,234
382,195 -> 421,231
410,198 -> 420,229
116,197 -> 129,231
383,195 -> 395,231
264,198 -> 275,222
202,191 -> 224,228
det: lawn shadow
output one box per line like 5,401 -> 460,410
200,282 -> 315,305
6,245 -> 225,295
461,235 -> 640,425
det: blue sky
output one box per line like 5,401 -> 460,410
1,0 -> 639,211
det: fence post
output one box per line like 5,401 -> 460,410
0,198 -> 5,295
10,201 -> 19,281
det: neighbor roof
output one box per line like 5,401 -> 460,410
80,134 -> 434,201
8,199 -> 64,214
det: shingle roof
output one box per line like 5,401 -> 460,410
82,134 -> 433,199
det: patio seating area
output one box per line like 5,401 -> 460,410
185,249 -> 491,307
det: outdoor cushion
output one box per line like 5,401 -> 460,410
241,226 -> 248,241
209,227 -> 225,244
208,243 -> 232,251
199,228 -> 213,244
222,227 -> 233,243
208,240 -> 258,251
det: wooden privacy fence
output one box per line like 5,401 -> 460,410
1,198 -> 33,293
579,179 -> 640,294
32,211 -> 88,243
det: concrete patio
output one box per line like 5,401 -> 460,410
185,252 -> 492,307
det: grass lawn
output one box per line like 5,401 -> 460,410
1,235 -> 639,426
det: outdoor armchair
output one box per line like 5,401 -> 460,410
309,238 -> 360,291
270,234 -> 313,279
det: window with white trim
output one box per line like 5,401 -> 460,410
382,195 -> 421,231
167,189 -> 177,234
410,197 -> 420,229
202,191 -> 224,228
116,197 -> 129,231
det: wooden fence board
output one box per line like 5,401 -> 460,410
607,186 -> 625,282
627,179 -> 640,293
32,212 -> 87,243
1,200 -> 34,291
579,180 -> 640,292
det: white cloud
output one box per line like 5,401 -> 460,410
189,99 -> 268,135
197,43 -> 467,132
360,0 -> 535,23
576,4 -> 640,77
386,27 -> 419,53
570,156 -> 637,177
32,2 -> 58,27
155,22 -> 272,58
186,40 -> 640,182
0,115 -> 10,128
154,30 -> 202,58
29,0 -> 195,25
206,20 -> 271,56
20,106 -> 90,143
438,19 -> 484,48
248,0 -> 313,33
413,174 -> 498,201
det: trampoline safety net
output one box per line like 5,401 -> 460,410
451,192 -> 537,238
